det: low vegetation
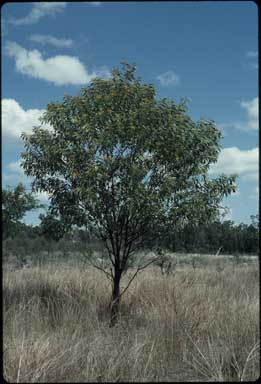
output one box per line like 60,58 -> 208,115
3,257 -> 259,382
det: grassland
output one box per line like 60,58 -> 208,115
3,255 -> 260,382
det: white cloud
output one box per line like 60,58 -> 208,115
35,190 -> 51,204
231,190 -> 240,197
3,172 -> 30,186
241,173 -> 259,182
5,161 -> 50,203
1,17 -> 7,36
4,160 -> 32,186
9,2 -> 67,26
9,2 -> 102,27
240,98 -> 258,130
246,51 -> 258,58
7,160 -> 23,174
220,207 -> 233,222
250,186 -> 259,200
2,99 -> 49,140
245,51 -> 258,71
6,42 -> 110,86
3,164 -> 50,204
221,97 -> 258,132
250,63 -> 258,70
29,34 -> 73,48
253,186 -> 259,196
157,70 -> 179,87
209,147 -> 259,180
224,208 -> 233,221
88,2 -> 102,6
3,159 -> 31,186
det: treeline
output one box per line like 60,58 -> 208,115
3,215 -> 259,259
158,217 -> 259,255
2,184 -> 259,260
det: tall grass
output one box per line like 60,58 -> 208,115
3,262 -> 259,382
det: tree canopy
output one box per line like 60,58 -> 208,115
2,183 -> 43,239
39,211 -> 71,242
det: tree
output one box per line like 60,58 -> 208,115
38,211 -> 71,258
39,211 -> 70,242
249,214 -> 259,254
21,62 -> 237,324
2,183 -> 43,240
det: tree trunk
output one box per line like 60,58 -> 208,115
110,270 -> 121,327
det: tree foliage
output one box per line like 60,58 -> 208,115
2,183 -> 43,239
159,217 -> 259,255
21,62 -> 237,323
39,211 -> 71,242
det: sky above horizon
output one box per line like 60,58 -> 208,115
2,1 -> 259,226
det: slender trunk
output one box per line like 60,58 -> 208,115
110,269 -> 121,327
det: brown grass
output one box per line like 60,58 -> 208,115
3,262 -> 260,382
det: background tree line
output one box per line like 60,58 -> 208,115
157,214 -> 259,255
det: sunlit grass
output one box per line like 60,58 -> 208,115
3,261 -> 259,382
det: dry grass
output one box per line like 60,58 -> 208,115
3,262 -> 260,382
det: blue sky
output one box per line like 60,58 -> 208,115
2,1 -> 259,225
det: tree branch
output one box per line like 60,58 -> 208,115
120,257 -> 159,299
87,259 -> 114,282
